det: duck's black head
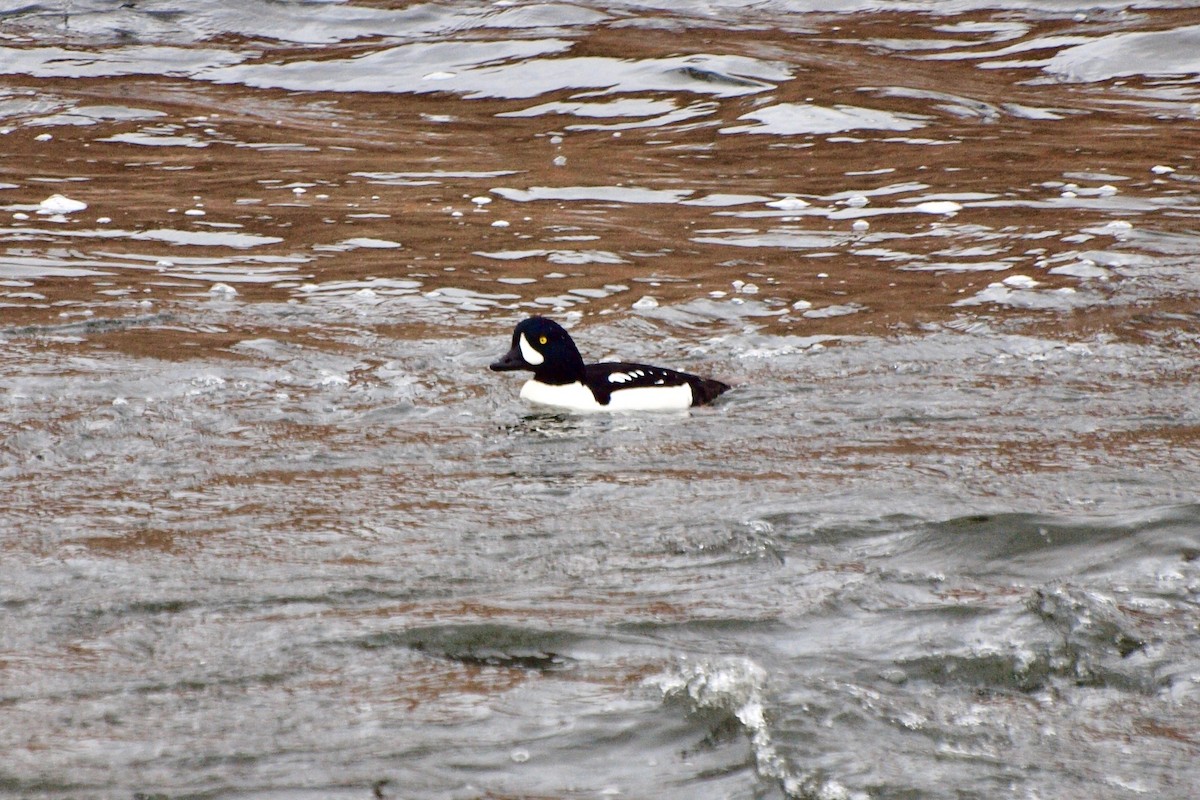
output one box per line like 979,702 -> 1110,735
489,316 -> 586,384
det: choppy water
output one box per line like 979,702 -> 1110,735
2,2 -> 1200,798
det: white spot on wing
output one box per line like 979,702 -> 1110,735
518,333 -> 544,366
609,372 -> 631,384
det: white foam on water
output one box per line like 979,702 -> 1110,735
203,49 -> 787,100
492,185 -> 693,204
132,229 -> 284,248
1049,260 -> 1110,280
954,282 -> 1095,310
681,193 -> 772,207
317,371 -> 350,388
297,278 -> 421,297
722,103 -> 928,135
339,237 -> 403,250
99,130 -> 209,148
912,200 -> 963,215
1043,24 -> 1200,82
473,248 -> 626,265
691,230 -> 852,249
498,97 -> 676,119
652,658 -> 863,800
1002,274 -> 1039,289
766,196 -> 810,210
802,302 -> 867,319
38,194 -> 88,214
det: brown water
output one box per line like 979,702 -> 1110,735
2,2 -> 1200,799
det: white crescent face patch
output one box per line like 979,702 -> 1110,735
518,333 -> 545,366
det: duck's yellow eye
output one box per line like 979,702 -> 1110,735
539,336 -> 548,345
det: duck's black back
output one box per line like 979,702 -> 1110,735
584,362 -> 730,407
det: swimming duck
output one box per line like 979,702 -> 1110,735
490,316 -> 729,411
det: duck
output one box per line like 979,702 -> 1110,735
489,316 -> 730,412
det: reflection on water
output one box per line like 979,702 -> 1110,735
2,1 -> 1200,798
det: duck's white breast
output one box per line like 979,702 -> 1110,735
520,380 -> 605,411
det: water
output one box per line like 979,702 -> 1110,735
2,1 -> 1199,798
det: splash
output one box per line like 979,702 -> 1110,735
652,657 -> 866,800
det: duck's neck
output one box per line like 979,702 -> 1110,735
533,345 -> 586,385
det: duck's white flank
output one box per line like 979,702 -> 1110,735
607,383 -> 692,410
520,379 -> 693,412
